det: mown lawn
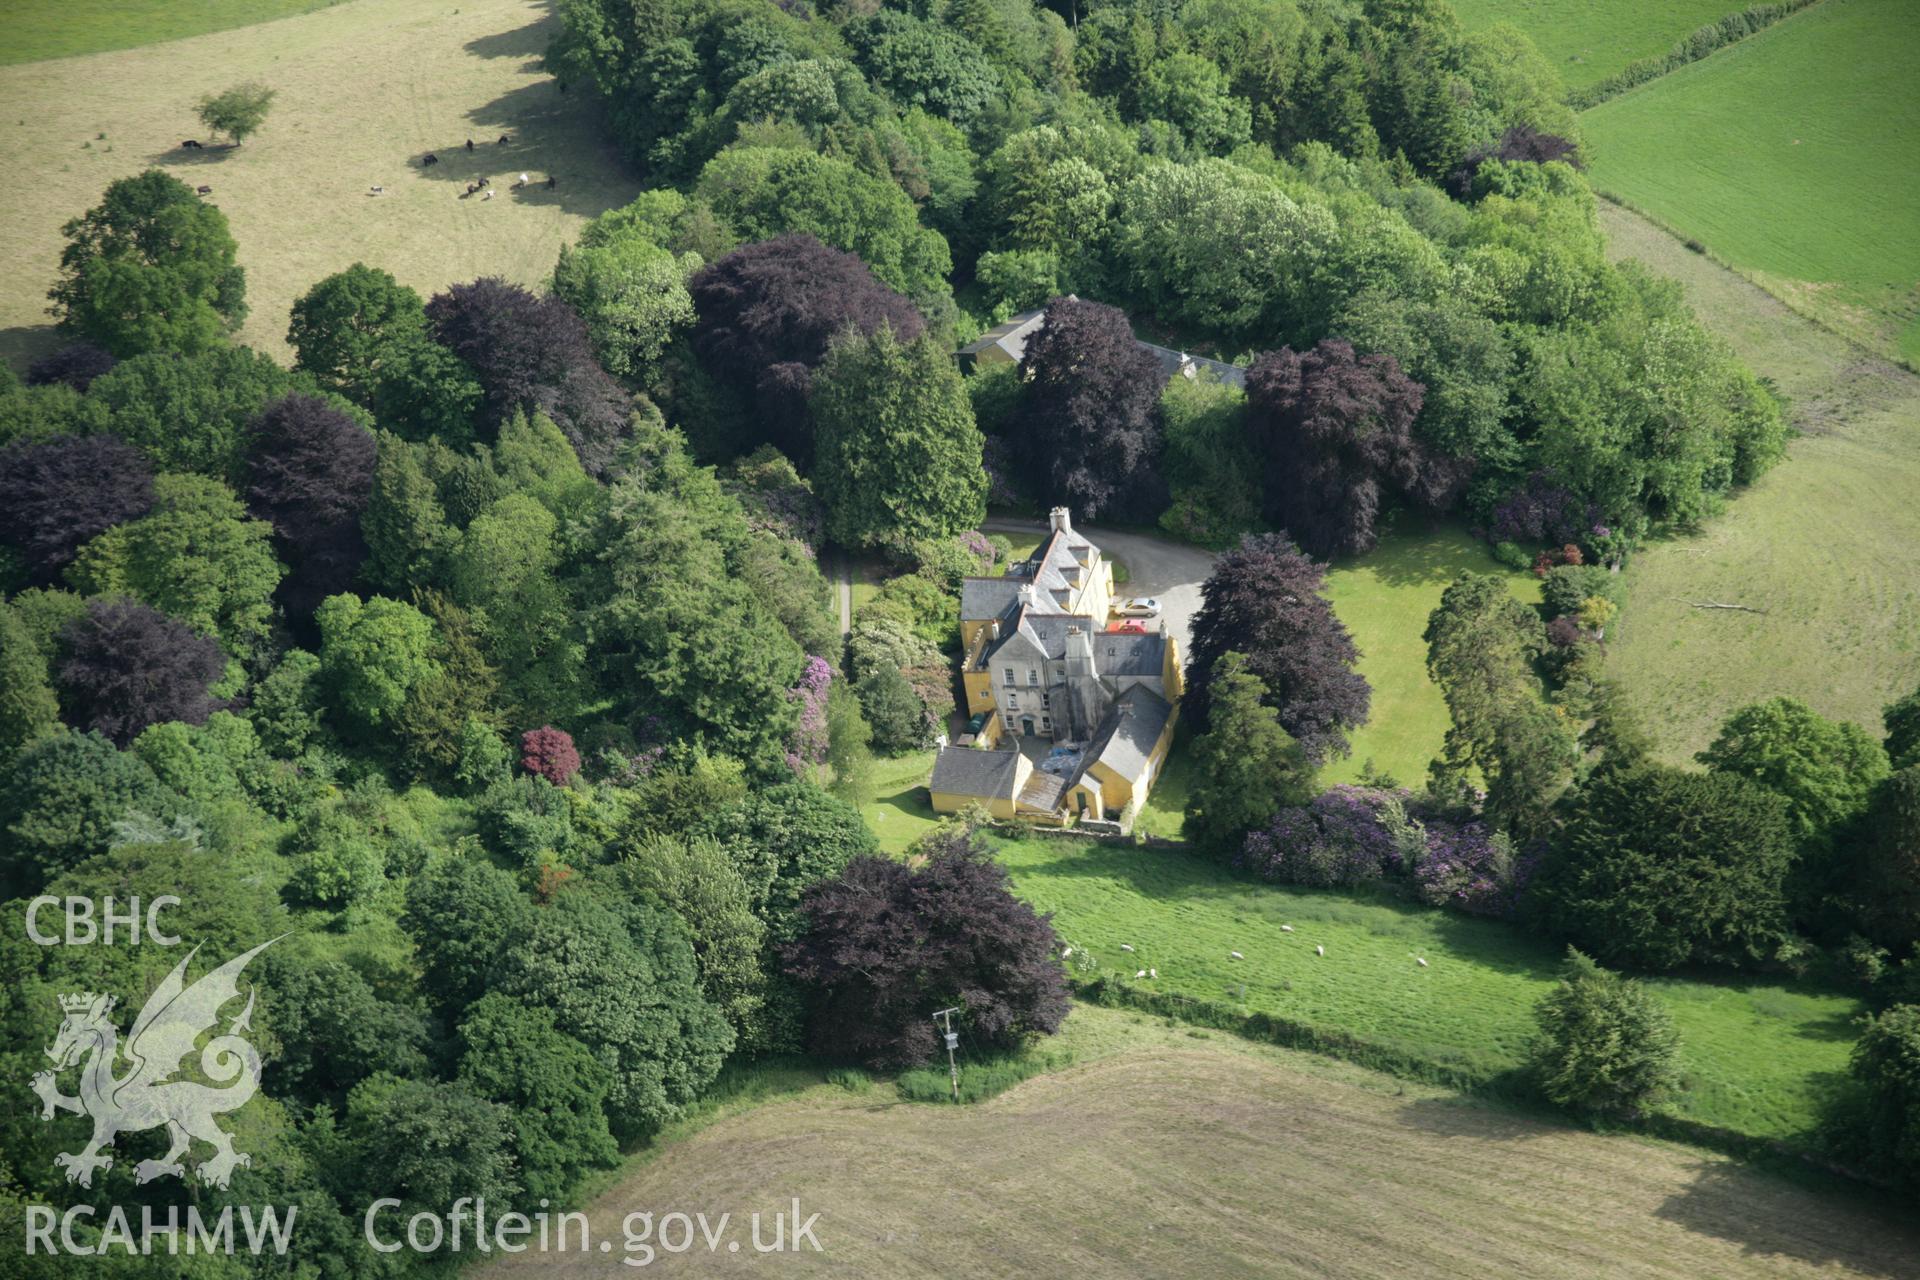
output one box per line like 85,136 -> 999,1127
996,834 -> 1863,1142
1581,0 -> 1920,364
1448,0 -> 1761,90
1321,521 -> 1539,788
861,748 -> 941,854
1,0 -> 348,65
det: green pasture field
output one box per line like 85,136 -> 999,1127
1599,202 -> 1920,760
996,833 -> 1863,1142
0,0 -> 348,66
0,0 -> 636,372
1581,0 -> 1920,364
1448,0 -> 1762,89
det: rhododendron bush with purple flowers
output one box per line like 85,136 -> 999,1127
1242,785 -> 1537,918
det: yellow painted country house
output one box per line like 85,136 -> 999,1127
928,509 -> 1182,833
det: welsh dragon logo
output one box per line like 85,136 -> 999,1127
30,939 -> 277,1190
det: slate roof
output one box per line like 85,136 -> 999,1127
1081,685 -> 1174,784
993,613 -> 1166,676
960,576 -> 1025,622
960,524 -> 1098,623
956,303 -> 1247,388
928,747 -> 1023,800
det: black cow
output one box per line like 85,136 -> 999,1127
181,139 -> 203,150
422,153 -> 439,167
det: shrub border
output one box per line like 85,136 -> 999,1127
1568,0 -> 1821,110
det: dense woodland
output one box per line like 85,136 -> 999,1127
0,0 -> 1915,1271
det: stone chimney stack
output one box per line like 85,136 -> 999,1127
1049,506 -> 1072,535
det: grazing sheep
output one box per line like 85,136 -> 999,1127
1149,968 -> 1158,979
1230,950 -> 1244,960
1280,925 -> 1294,933
1120,944 -> 1134,953
1416,957 -> 1428,967
1315,945 -> 1325,957
1061,946 -> 1073,959
1135,969 -> 1147,979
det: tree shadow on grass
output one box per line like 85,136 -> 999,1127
1391,1090 -> 1565,1145
1653,1161 -> 1920,1279
1333,518 -> 1507,591
0,322 -> 60,374
408,80 -> 633,219
463,16 -> 553,66
145,142 -> 240,168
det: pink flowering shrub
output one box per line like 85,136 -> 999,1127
785,656 -> 833,776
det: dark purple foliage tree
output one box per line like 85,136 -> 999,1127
244,394 -> 377,617
1013,297 -> 1165,519
1246,339 -> 1443,559
27,341 -> 118,392
424,277 -> 631,475
0,434 -> 155,583
1447,125 -> 1583,200
1486,469 -> 1602,549
782,824 -> 1070,1069
1186,533 -> 1370,763
519,726 -> 581,788
56,599 -> 227,745
688,234 -> 924,461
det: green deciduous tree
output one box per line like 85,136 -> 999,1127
491,888 -> 733,1137
286,263 -> 430,399
456,993 -> 619,1204
314,593 -> 442,731
67,472 -> 283,656
196,82 -> 276,145
1531,947 -> 1680,1117
341,1074 -> 519,1216
0,730 -> 171,897
810,325 -> 987,549
552,236 -> 699,383
403,855 -> 534,1015
697,147 -> 953,308
614,832 -> 774,1051
1697,697 -> 1889,845
0,603 -> 60,766
48,170 -> 246,357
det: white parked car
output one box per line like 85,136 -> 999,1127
1115,597 -> 1163,618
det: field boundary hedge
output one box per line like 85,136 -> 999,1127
1069,975 -> 1892,1190
1569,0 -> 1822,109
